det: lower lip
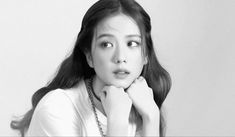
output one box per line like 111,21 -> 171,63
114,72 -> 129,79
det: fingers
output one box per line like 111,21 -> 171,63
127,76 -> 153,97
137,76 -> 144,80
100,85 -> 125,98
99,89 -> 106,101
148,87 -> 154,97
100,86 -> 107,98
133,76 -> 148,86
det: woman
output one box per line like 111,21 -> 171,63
11,0 -> 171,136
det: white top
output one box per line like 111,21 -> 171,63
26,79 -> 139,136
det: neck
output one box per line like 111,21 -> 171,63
91,75 -> 106,115
92,75 -> 106,100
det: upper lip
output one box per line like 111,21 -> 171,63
113,68 -> 130,74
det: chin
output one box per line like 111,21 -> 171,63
111,79 -> 133,89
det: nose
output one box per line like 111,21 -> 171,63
113,44 -> 127,64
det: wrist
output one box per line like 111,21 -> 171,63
107,114 -> 129,136
107,113 -> 129,124
142,108 -> 159,124
108,109 -> 130,120
142,113 -> 160,136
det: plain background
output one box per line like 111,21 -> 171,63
1,0 -> 235,136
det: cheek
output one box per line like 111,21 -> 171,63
129,53 -> 146,74
92,50 -> 111,71
130,51 -> 146,66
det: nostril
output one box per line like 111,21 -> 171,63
113,45 -> 127,64
115,59 -> 126,64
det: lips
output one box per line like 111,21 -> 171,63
113,68 -> 130,79
113,69 -> 130,74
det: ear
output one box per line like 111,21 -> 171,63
144,56 -> 148,65
85,52 -> 94,68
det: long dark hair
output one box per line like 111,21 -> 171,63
11,0 -> 171,136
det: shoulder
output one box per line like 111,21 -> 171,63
27,81 -> 87,136
36,80 -> 87,112
33,89 -> 77,120
33,79 -> 89,121
27,89 -> 83,136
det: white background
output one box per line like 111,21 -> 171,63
1,0 -> 235,136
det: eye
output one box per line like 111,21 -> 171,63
127,41 -> 140,47
100,42 -> 113,48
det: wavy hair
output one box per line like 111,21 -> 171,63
11,0 -> 171,136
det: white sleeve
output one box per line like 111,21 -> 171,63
26,91 -> 83,136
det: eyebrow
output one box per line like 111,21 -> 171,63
97,34 -> 114,39
97,34 -> 141,39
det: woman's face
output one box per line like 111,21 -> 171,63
86,14 -> 147,89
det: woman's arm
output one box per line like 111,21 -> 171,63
107,114 -> 129,135
127,77 -> 160,136
100,86 -> 132,136
142,109 -> 160,136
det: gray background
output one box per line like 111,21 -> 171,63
0,0 -> 235,136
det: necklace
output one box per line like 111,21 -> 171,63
89,78 -> 101,102
86,78 -> 105,137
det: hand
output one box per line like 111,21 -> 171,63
99,85 -> 132,121
126,76 -> 159,120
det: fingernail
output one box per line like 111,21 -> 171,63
103,90 -> 107,97
138,76 -> 143,80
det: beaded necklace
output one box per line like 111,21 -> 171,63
86,78 -> 105,137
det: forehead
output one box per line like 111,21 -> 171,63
94,14 -> 141,37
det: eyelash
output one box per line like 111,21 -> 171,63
100,41 -> 140,48
100,42 -> 113,48
127,41 -> 140,47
